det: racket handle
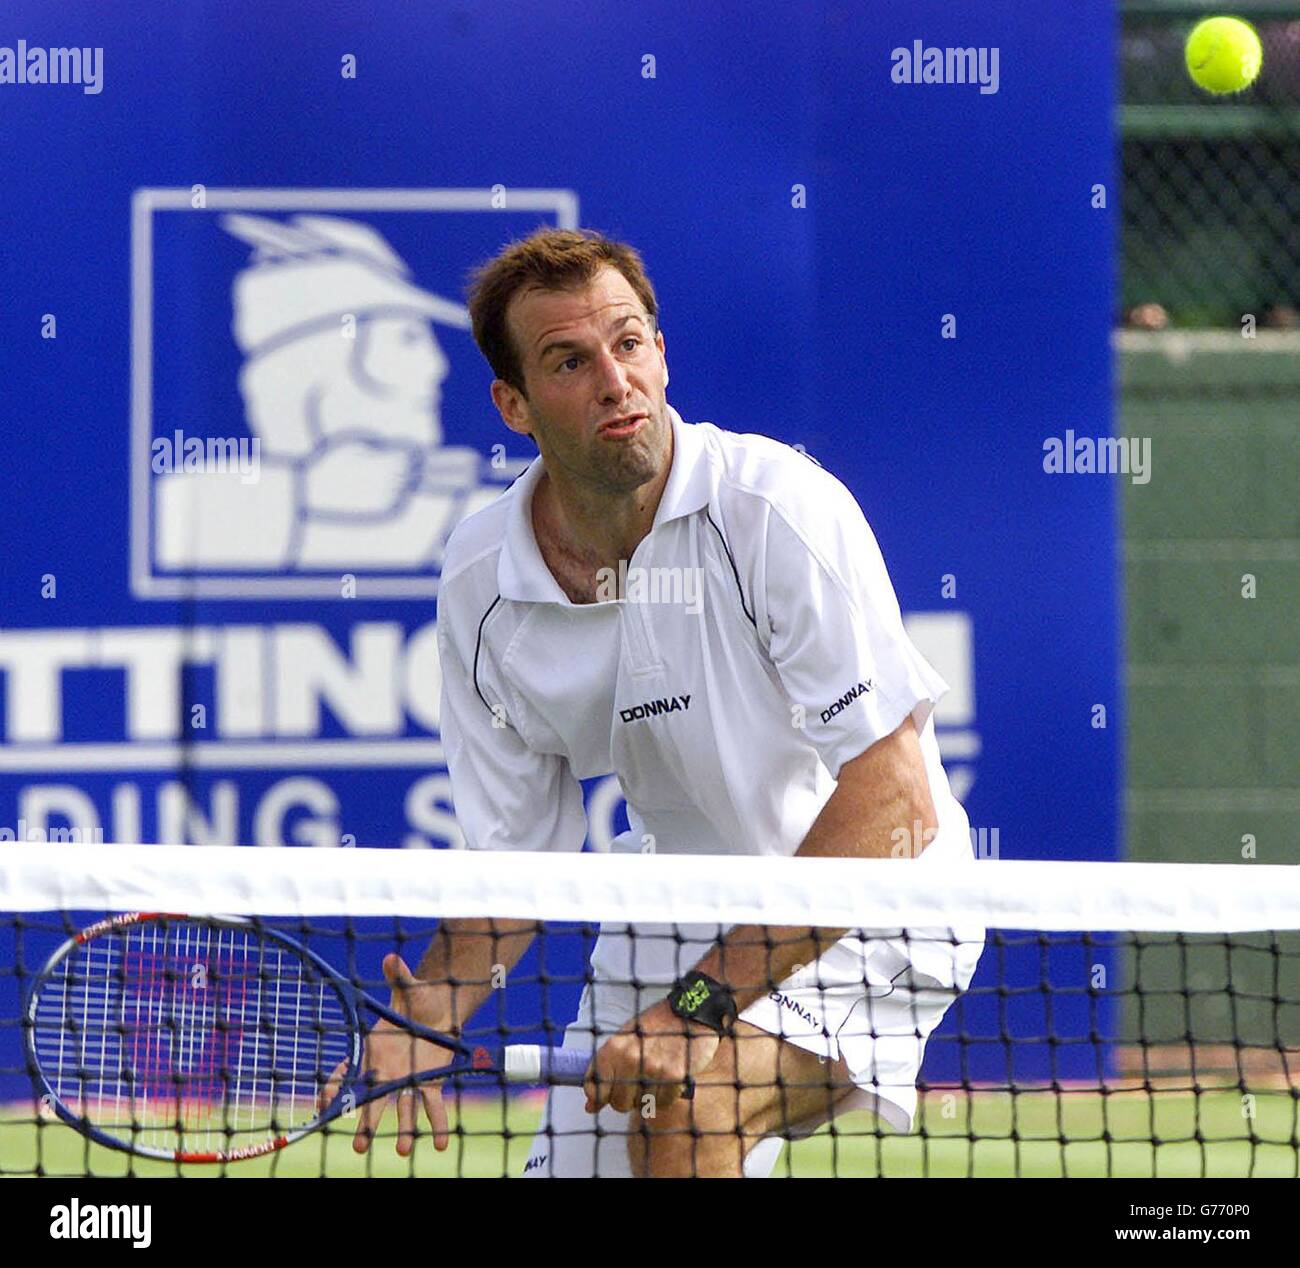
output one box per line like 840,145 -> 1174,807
538,1046 -> 594,1085
500,1044 -> 588,1085
500,1046 -> 696,1099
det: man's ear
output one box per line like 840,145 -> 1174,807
656,327 -> 669,390
491,379 -> 535,441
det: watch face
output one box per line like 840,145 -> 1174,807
677,979 -> 710,1013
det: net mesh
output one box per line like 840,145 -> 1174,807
2,844 -> 1298,1178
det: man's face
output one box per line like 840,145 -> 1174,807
494,266 -> 670,494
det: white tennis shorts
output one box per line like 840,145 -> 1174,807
520,930 -> 981,1178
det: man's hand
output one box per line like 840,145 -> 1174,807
584,998 -> 721,1115
320,952 -> 456,1157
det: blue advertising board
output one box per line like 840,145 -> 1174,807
0,0 -> 1117,1096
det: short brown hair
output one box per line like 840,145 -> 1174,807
465,227 -> 659,396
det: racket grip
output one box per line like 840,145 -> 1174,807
501,1044 -> 590,1086
539,1046 -> 594,1085
501,1046 -> 696,1100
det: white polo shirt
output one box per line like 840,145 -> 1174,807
437,405 -> 978,988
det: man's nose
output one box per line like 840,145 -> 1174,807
591,347 -> 631,398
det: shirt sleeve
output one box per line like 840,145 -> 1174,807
437,605 -> 588,853
760,479 -> 949,781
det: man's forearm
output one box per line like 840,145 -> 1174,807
688,924 -> 843,1015
407,917 -> 540,1033
688,716 -> 936,1012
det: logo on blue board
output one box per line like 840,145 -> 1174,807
131,191 -> 555,599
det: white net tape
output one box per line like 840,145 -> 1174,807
3,843 -> 1299,931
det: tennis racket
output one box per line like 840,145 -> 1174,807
24,911 -> 593,1164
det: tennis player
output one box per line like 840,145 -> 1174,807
355,227 -> 984,1177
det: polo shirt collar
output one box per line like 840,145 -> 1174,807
496,403 -> 713,603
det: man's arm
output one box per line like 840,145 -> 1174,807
584,712 -> 936,1113
404,916 -> 541,1031
364,576 -> 586,1148
688,711 -> 935,1011
340,917 -> 540,1156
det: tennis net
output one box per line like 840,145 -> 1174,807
1,843 -> 1297,1179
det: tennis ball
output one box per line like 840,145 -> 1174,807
1185,16 -> 1263,95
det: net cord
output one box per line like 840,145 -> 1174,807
2,843 -> 1299,932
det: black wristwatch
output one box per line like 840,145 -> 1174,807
667,972 -> 738,1035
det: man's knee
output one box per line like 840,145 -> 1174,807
624,1080 -> 776,1178
622,1027 -> 856,1176
626,1106 -> 747,1178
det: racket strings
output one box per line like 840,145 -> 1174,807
32,920 -> 353,1154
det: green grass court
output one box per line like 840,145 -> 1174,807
3,1088 -> 1296,1178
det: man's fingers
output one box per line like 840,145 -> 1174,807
382,952 -> 416,987
584,1067 -> 609,1114
652,1080 -> 683,1111
319,1058 -> 347,1112
349,1085 -> 450,1155
585,1062 -> 625,1113
382,953 -> 419,1012
395,1088 -> 419,1156
591,1039 -> 689,1115
607,1068 -> 641,1116
587,1071 -> 686,1117
352,1092 -> 385,1154
423,1086 -> 450,1151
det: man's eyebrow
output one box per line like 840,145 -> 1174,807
534,312 -> 650,361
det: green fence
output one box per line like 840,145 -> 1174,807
1120,330 -> 1299,857
1118,5 -> 1298,1065
1118,331 -> 1300,1058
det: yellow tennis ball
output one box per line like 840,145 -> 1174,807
1185,16 -> 1263,94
